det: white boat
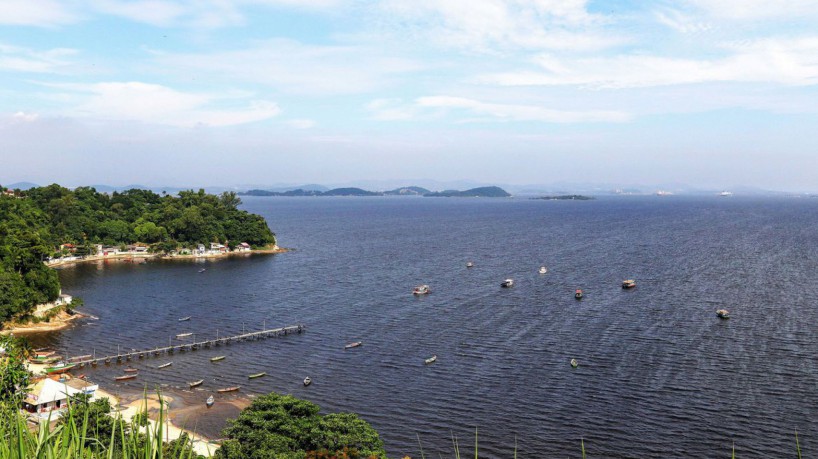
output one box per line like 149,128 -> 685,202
157,361 -> 172,369
303,377 -> 312,386
466,261 -> 474,268
413,284 -> 430,295
622,279 -> 636,289
178,316 -> 191,322
176,333 -> 193,339
425,355 -> 437,364
344,341 -> 362,349
716,309 -> 730,319
198,268 -> 206,273
538,266 -> 547,274
501,279 -> 514,288
206,395 -> 215,407
570,358 -> 578,368
719,191 -> 733,197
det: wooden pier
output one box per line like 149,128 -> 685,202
69,324 -> 305,367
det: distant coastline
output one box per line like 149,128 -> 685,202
239,185 -> 511,198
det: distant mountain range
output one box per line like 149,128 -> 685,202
238,186 -> 510,198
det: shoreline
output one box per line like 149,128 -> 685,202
1,310 -> 87,336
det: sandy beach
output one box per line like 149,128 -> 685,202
1,310 -> 87,336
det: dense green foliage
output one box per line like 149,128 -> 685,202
0,335 -> 31,402
216,393 -> 386,459
0,184 -> 276,324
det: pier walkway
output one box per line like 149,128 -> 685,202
67,324 -> 305,367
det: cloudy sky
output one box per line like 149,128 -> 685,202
1,0 -> 817,191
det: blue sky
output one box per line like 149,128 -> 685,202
1,0 -> 817,191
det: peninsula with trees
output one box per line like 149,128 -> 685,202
0,184 -> 277,326
239,185 -> 511,198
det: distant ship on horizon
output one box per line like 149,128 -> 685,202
655,190 -> 674,196
719,191 -> 733,197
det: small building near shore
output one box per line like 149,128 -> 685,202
235,242 -> 251,252
22,378 -> 99,418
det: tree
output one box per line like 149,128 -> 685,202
0,335 -> 31,402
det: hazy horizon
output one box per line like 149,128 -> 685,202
2,1 -> 817,191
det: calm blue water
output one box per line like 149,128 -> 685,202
37,196 -> 818,457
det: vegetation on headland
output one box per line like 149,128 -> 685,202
0,183 -> 277,325
240,185 -> 510,198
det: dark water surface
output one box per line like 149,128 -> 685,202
36,196 -> 818,457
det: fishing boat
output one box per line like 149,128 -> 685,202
575,289 -> 583,299
30,356 -> 62,365
198,268 -> 206,273
303,377 -> 312,386
466,261 -> 474,268
188,379 -> 204,388
206,395 -> 215,407
570,358 -> 578,368
217,386 -> 240,393
210,356 -> 226,362
176,333 -> 193,339
115,374 -> 138,381
157,361 -> 173,369
425,355 -> 437,364
716,309 -> 730,319
248,372 -> 266,379
539,266 -> 547,274
34,350 -> 56,358
622,279 -> 636,289
501,279 -> 514,288
344,341 -> 362,350
178,316 -> 191,322
124,367 -> 139,373
45,363 -> 76,374
413,284 -> 430,295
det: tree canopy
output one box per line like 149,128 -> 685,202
216,393 -> 386,459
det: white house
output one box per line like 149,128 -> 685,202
236,242 -> 251,252
22,378 -> 99,418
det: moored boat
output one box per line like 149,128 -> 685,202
413,284 -> 430,295
344,341 -> 362,350
303,377 -> 312,386
570,358 -> 578,368
622,279 -> 636,289
575,289 -> 583,299
500,279 -> 514,288
176,333 -> 193,339
157,361 -> 173,369
206,395 -> 215,407
539,266 -> 547,274
124,367 -> 139,373
45,363 -> 76,374
198,268 -> 206,273
716,309 -> 730,319
217,386 -> 240,393
115,374 -> 138,381
178,316 -> 191,322
248,372 -> 266,379
466,261 -> 474,268
210,356 -> 226,362
425,355 -> 437,364
189,379 -> 204,388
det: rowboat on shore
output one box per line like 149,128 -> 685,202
115,374 -> 138,381
206,395 -> 215,407
248,372 -> 266,379
157,361 -> 172,369
217,386 -> 240,393
45,363 -> 76,374
344,341 -> 362,350
188,379 -> 204,388
210,356 -> 226,362
176,333 -> 193,339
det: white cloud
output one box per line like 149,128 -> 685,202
0,43 -> 78,73
654,8 -> 711,34
286,119 -> 316,129
368,96 -> 630,123
0,0 -> 78,26
45,81 -> 280,127
12,111 -> 39,122
685,0 -> 818,21
480,37 -> 818,88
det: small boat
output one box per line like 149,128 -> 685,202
198,268 -> 206,273
466,261 -> 474,268
124,367 -> 139,373
344,341 -> 362,350
716,309 -> 730,319
35,350 -> 56,358
176,333 -> 193,339
115,374 -> 138,381
539,266 -> 547,274
622,279 -> 636,289
570,358 -> 578,368
157,361 -> 173,369
178,316 -> 191,322
189,379 -> 204,388
206,395 -> 215,407
425,355 -> 437,364
217,386 -> 240,393
210,356 -> 226,362
45,363 -> 76,374
501,279 -> 514,288
303,377 -> 312,386
575,289 -> 583,299
248,372 -> 266,379
413,284 -> 430,295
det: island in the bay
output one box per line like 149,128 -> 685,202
239,185 -> 511,198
